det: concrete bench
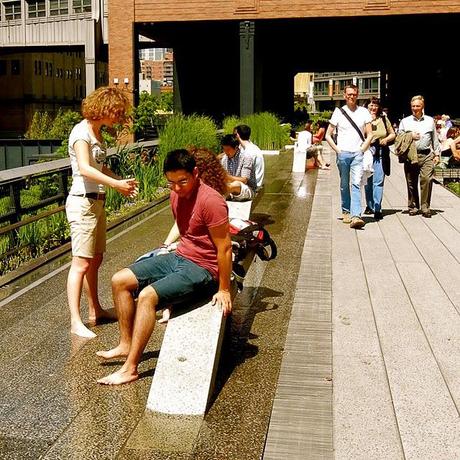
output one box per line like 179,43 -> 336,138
226,187 -> 264,220
146,248 -> 256,416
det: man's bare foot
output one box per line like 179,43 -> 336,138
88,308 -> 118,326
96,345 -> 129,360
158,307 -> 171,324
97,367 -> 139,385
71,322 -> 96,339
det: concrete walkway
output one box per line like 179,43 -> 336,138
264,147 -> 460,459
1,147 -> 459,459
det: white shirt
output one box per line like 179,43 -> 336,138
398,114 -> 440,154
329,105 -> 372,152
241,141 -> 264,189
297,130 -> 312,153
68,119 -> 106,195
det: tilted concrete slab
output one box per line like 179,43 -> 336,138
146,299 -> 227,416
146,251 -> 255,416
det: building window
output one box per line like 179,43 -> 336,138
11,60 -> 20,75
50,0 -> 68,15
4,1 -> 22,19
72,0 -> 90,13
27,0 -> 46,17
0,61 -> 6,75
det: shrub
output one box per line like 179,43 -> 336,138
158,114 -> 219,168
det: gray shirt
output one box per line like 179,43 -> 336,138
221,148 -> 257,191
399,115 -> 440,154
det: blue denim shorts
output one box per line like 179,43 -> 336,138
129,252 -> 217,308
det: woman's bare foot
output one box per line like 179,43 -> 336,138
97,367 -> 139,385
71,321 -> 96,339
88,308 -> 118,326
158,307 -> 171,324
96,344 -> 129,360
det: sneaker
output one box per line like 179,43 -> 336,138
342,212 -> 352,224
408,208 -> 418,216
374,211 -> 383,221
364,206 -> 374,215
350,216 -> 365,229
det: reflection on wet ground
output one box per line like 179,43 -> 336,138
0,151 -> 317,459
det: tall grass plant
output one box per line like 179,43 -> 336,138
222,112 -> 289,150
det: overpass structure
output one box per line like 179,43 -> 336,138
108,0 -> 460,120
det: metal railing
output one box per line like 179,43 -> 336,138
0,140 -> 159,261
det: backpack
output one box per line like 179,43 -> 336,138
229,218 -> 277,291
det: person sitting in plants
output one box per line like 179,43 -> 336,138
220,134 -> 257,201
65,86 -> 138,339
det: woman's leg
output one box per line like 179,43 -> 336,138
67,256 -> 95,338
84,253 -> 117,324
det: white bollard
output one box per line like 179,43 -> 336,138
292,142 -> 306,172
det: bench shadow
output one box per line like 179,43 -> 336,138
209,286 -> 283,405
248,213 -> 275,225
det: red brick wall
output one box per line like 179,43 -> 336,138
133,0 -> 460,22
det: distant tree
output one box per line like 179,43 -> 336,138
49,109 -> 82,140
26,112 -> 53,139
160,92 -> 173,112
132,92 -> 162,134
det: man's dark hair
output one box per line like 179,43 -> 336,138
163,149 -> 196,174
234,124 -> 251,141
221,134 -> 239,149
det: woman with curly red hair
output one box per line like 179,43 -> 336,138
66,86 -> 138,338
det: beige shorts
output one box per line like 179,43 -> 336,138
66,195 -> 106,258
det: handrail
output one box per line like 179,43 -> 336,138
0,139 -> 159,184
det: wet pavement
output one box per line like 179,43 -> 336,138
0,151 -> 317,459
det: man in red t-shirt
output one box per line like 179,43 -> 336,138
97,149 -> 232,385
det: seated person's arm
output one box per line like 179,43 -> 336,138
209,222 -> 232,316
163,221 -> 180,246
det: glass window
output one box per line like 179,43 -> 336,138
11,60 -> 20,75
72,0 -> 91,13
50,0 -> 68,15
27,0 -> 46,17
4,1 -> 22,20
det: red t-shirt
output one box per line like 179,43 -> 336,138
171,181 -> 228,279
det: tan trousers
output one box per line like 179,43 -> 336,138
403,152 -> 434,212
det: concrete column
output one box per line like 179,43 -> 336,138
239,20 -> 255,116
173,58 -> 182,113
85,22 -> 96,95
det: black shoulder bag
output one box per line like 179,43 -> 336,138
339,107 -> 366,143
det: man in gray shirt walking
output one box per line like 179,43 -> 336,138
398,95 -> 440,218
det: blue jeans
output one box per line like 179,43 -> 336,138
336,151 -> 364,218
365,153 -> 385,213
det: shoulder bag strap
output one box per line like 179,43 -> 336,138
339,107 -> 365,142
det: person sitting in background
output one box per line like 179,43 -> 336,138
440,128 -> 460,169
297,121 -> 330,170
221,134 -> 257,201
233,124 -> 265,190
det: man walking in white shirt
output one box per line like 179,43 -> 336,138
398,95 -> 440,218
326,84 -> 372,229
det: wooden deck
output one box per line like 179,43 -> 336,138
264,148 -> 460,460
